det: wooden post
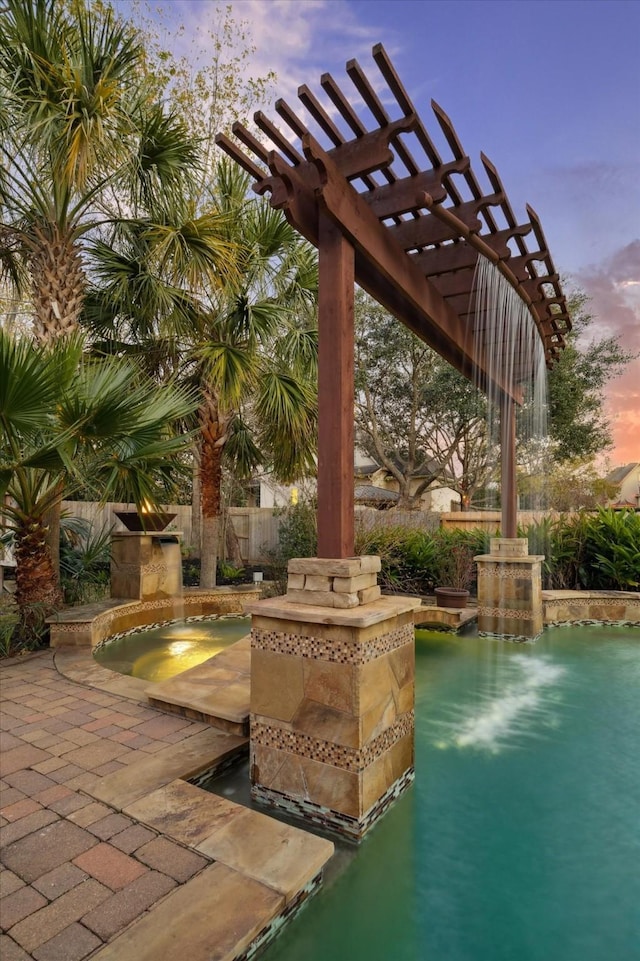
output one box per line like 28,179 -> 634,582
317,213 -> 355,558
501,394 -> 517,538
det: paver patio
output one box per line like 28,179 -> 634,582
0,649 -> 333,961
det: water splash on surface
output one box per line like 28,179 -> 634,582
433,655 -> 566,753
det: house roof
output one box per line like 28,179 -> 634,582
606,463 -> 639,485
354,484 -> 399,504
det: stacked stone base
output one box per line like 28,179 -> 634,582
286,555 -> 381,609
247,579 -> 420,841
476,538 -> 544,641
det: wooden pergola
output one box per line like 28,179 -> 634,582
217,43 -> 569,555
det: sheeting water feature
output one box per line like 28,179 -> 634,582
471,254 -> 550,513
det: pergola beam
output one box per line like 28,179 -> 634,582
215,44 -> 570,556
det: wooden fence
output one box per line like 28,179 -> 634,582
439,511 -> 551,532
61,502 -> 281,564
60,502 -> 553,565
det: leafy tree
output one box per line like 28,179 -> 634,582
519,458 -> 618,512
0,330 -> 197,641
547,290 -> 636,461
355,285 -> 635,511
354,291 -> 491,509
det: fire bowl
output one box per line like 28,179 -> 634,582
114,511 -> 176,532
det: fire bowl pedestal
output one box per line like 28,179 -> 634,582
475,537 -> 544,641
110,530 -> 182,601
246,556 -> 421,841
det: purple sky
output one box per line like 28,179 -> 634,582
118,0 -> 640,466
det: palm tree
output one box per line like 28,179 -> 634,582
0,0 -> 235,585
0,0 -> 234,342
0,330 -> 197,640
86,160 -> 319,586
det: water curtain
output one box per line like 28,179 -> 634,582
471,256 -> 549,519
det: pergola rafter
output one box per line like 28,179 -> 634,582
216,43 -> 570,553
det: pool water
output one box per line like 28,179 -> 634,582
94,615 -> 251,682
256,624 -> 640,961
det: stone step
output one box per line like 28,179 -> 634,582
125,778 -> 334,904
145,636 -> 252,735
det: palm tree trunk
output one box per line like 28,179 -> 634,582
14,519 -> 63,640
199,391 -> 228,588
191,445 -> 202,558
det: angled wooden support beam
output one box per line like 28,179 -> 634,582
299,133 -> 520,403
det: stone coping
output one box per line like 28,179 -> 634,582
414,605 -> 478,631
48,586 -> 261,625
245,593 -> 422,628
47,587 -> 261,651
474,554 -> 545,563
542,589 -> 640,626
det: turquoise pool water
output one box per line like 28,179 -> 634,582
260,624 -> 640,961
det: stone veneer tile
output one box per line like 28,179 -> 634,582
250,649 -> 304,722
124,780 -> 238,848
360,693 -> 397,745
88,864 -> 284,961
357,655 -> 394,716
195,806 -> 333,902
361,731 -> 414,815
290,699 -> 359,749
302,658 -> 356,714
251,744 -> 360,818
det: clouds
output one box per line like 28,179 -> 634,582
575,241 -> 640,465
164,0 -> 382,108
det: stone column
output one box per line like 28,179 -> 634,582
110,532 -> 182,601
475,537 -> 544,640
247,557 -> 420,840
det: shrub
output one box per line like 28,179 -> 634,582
60,517 -> 111,605
266,500 -> 318,594
523,508 -> 640,591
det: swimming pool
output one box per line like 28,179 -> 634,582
251,623 -> 640,961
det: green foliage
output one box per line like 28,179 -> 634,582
356,523 -> 488,595
217,560 -> 245,584
354,290 -> 490,508
583,508 -> 640,590
547,291 -> 636,462
59,517 -> 111,605
523,509 -> 640,590
0,599 -> 19,658
266,500 -> 317,594
430,528 -> 489,591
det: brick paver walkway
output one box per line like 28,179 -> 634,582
1,651 -> 213,961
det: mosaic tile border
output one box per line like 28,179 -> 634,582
251,622 -> 413,665
478,564 -> 541,579
478,630 -> 541,644
478,606 -> 539,621
545,619 -> 640,630
237,873 -> 323,961
252,767 -> 415,842
251,711 -> 414,773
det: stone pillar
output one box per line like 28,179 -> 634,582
110,532 -> 182,601
247,557 -> 420,840
475,537 -> 544,640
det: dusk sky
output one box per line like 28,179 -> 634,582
118,0 -> 639,467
